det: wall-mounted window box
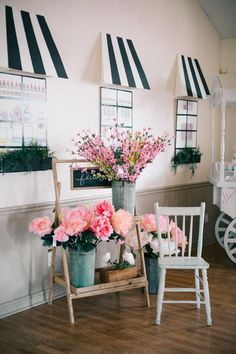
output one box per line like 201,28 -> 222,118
0,143 -> 53,173
171,147 -> 202,176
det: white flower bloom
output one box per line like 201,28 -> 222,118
150,239 -> 177,256
149,240 -> 160,254
103,252 -> 111,264
125,229 -> 152,249
123,251 -> 135,265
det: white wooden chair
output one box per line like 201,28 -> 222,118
154,202 -> 212,326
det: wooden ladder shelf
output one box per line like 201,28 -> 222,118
48,159 -> 150,324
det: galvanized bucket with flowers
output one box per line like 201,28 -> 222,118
125,214 -> 187,294
28,200 -> 134,287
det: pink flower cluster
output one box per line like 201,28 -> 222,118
55,206 -> 94,241
140,213 -> 187,247
28,200 -> 133,247
72,128 -> 172,182
140,214 -> 169,233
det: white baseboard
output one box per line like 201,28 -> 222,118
0,285 -> 66,319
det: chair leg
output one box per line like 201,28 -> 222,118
156,268 -> 166,325
202,269 -> 212,326
195,268 -> 201,309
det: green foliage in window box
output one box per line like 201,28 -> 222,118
171,147 -> 202,176
0,141 -> 54,173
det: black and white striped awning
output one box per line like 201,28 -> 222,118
101,33 -> 150,90
175,54 -> 210,99
0,4 -> 68,78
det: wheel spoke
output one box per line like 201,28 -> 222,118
228,243 -> 235,251
229,248 -> 236,256
215,213 -> 231,248
224,218 -> 236,263
221,218 -> 231,225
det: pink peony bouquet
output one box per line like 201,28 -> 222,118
72,127 -> 172,182
28,200 -> 133,252
125,213 -> 187,257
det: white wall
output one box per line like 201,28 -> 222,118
0,0 -> 220,208
220,38 -> 236,161
221,38 -> 236,74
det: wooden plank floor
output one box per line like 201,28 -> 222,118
0,243 -> 235,354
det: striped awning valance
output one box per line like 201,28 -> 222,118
0,4 -> 68,78
101,33 -> 150,90
175,54 -> 210,99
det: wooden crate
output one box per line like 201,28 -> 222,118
98,266 -> 139,283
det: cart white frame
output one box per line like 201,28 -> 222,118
209,75 -> 236,263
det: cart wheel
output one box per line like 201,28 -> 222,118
224,219 -> 236,264
215,212 -> 232,248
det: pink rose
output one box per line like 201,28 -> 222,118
75,206 -> 94,227
140,214 -> 156,232
158,215 -> 169,233
62,206 -> 94,235
111,209 -> 133,236
170,221 -> 188,247
94,200 -> 115,219
54,225 -> 69,242
28,217 -> 52,236
91,216 -> 113,240
140,214 -> 169,233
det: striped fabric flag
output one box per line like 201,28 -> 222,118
175,54 -> 210,99
101,33 -> 150,90
0,4 -> 68,78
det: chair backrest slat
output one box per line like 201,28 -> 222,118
167,220 -> 171,256
154,202 -> 205,259
182,215 -> 185,256
197,203 -> 206,257
174,215 -> 178,257
188,215 -> 193,257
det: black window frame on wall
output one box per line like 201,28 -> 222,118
100,86 -> 133,138
175,99 -> 198,154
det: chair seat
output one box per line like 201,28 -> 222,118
158,256 -> 209,269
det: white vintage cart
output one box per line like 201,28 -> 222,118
209,74 -> 236,263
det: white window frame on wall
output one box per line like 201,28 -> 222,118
100,87 -> 133,138
175,99 -> 198,152
0,72 -> 47,150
